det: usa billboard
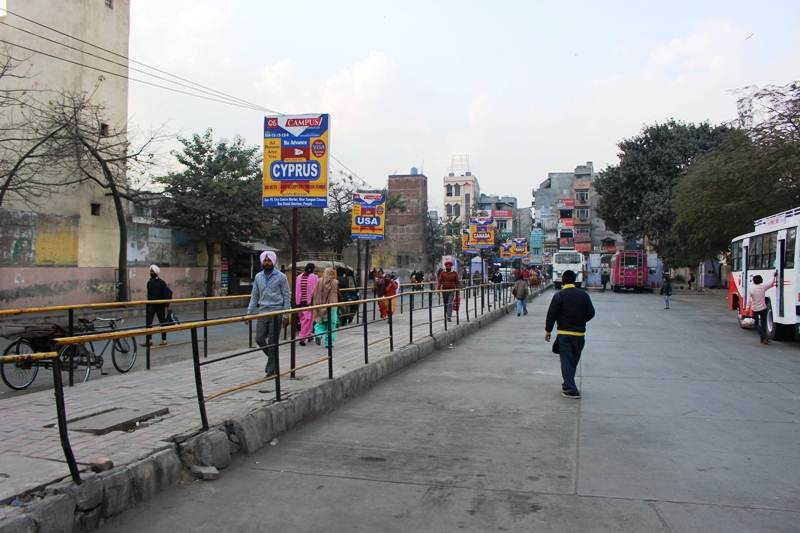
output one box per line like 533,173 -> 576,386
262,114 -> 330,208
351,191 -> 386,240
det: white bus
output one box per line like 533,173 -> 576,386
552,251 -> 585,289
729,207 -> 799,340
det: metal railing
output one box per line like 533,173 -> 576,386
4,279 -> 548,485
0,351 -> 81,484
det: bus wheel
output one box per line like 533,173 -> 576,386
766,307 -> 793,340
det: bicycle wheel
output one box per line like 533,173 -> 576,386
58,344 -> 91,383
1,339 -> 39,390
112,337 -> 137,373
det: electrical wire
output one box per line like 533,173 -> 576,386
1,9 -> 379,190
0,39 -> 269,112
0,20 -> 274,111
2,7 -> 269,112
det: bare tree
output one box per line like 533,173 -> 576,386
17,89 -> 160,300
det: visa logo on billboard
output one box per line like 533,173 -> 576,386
356,216 -> 381,226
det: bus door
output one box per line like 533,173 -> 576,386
778,230 -> 786,318
781,227 -> 797,319
742,239 -> 749,308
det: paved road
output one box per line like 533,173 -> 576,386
99,289 -> 800,533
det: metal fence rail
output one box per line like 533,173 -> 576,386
3,279 -> 548,484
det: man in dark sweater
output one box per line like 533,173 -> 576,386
144,264 -> 172,347
545,270 -> 595,399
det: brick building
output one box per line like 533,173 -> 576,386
375,168 -> 429,273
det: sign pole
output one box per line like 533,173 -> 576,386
290,207 -> 298,379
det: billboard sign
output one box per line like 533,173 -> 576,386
262,114 -> 330,208
499,241 -> 513,259
351,191 -> 386,240
462,226 -> 479,253
492,210 -> 513,219
467,216 -> 495,249
511,237 -> 529,257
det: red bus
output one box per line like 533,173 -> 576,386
729,207 -> 799,340
611,250 -> 648,292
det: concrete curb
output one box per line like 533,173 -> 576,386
0,287 -> 549,532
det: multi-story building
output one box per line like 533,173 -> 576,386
478,194 -> 517,239
379,168 -> 429,272
533,161 -> 623,258
443,171 -> 480,225
0,1 -> 143,306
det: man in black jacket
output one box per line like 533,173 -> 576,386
143,264 -> 172,347
545,270 -> 595,399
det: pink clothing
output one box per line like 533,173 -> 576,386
299,310 -> 315,339
296,272 -> 318,340
748,283 -> 769,312
295,272 -> 318,306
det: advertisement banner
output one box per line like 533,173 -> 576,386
511,237 -> 529,257
575,243 -> 592,252
558,198 -> 575,208
462,226 -> 479,253
499,241 -> 513,259
491,210 -> 513,219
351,191 -> 386,240
467,216 -> 495,249
263,114 -> 330,208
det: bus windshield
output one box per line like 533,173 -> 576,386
555,253 -> 581,264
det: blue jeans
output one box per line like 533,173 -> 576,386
515,298 -> 528,315
558,335 -> 585,393
663,295 -> 670,308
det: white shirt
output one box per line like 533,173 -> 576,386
748,283 -> 769,312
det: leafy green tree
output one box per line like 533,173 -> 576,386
594,120 -> 732,249
157,130 -> 265,296
670,83 -> 800,265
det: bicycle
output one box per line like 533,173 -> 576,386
1,316 -> 137,390
57,317 -> 138,383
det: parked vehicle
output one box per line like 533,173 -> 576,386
729,207 -> 800,340
611,250 -> 649,292
552,251 -> 585,289
295,259 -> 359,325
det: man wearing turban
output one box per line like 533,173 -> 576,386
247,251 -> 291,376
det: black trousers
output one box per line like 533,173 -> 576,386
753,309 -> 768,340
145,304 -> 168,342
558,335 -> 585,393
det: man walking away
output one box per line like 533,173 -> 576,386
247,251 -> 291,376
601,270 -> 610,292
749,274 -> 776,345
492,268 -> 504,300
512,273 -> 529,316
295,263 -> 318,345
545,270 -> 595,399
144,264 -> 172,347
438,261 -> 460,321
660,275 -> 672,309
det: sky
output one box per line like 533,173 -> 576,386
128,0 -> 800,213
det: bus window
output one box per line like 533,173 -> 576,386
623,255 -> 639,268
766,232 -> 777,269
786,228 -> 796,269
731,240 -> 742,271
748,235 -> 760,269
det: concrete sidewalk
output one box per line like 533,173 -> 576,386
97,289 -> 800,533
0,287 -> 525,531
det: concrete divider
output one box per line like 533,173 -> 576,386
0,286 -> 550,532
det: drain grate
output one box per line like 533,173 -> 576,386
46,407 -> 170,435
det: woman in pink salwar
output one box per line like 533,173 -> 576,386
295,263 -> 318,345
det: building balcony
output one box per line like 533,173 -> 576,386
574,217 -> 591,225
575,234 -> 592,243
